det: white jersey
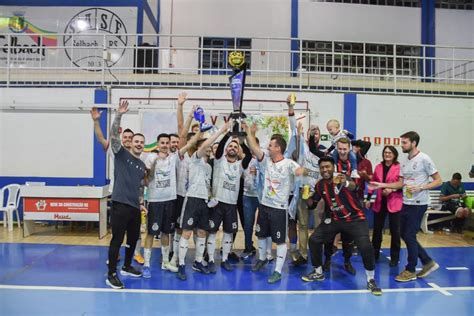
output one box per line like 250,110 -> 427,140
176,152 -> 191,197
212,156 -> 244,204
300,143 -> 321,189
186,152 -> 212,200
400,152 -> 438,205
243,158 -> 259,197
145,152 -> 178,202
259,155 -> 300,210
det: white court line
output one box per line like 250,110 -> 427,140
0,284 -> 472,296
428,283 -> 453,296
445,267 -> 469,271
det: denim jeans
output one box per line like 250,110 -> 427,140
243,195 -> 259,250
400,204 -> 433,272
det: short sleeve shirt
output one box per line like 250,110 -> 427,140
400,152 -> 438,205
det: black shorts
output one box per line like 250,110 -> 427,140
180,196 -> 210,231
209,201 -> 238,234
175,195 -> 186,229
147,200 -> 176,236
255,204 -> 287,244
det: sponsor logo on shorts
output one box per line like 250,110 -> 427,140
209,220 -> 215,229
187,217 -> 194,226
255,224 -> 260,232
152,223 -> 159,231
232,222 -> 238,230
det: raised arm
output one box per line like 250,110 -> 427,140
179,130 -> 201,156
243,122 -> 264,161
196,122 -> 231,158
240,142 -> 252,170
177,92 -> 187,136
179,104 -> 196,148
110,100 -> 129,154
308,134 -> 326,158
90,107 -> 109,151
215,133 -> 231,160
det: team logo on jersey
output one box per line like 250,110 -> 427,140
232,222 -> 238,230
255,224 -> 261,232
209,220 -> 215,229
152,223 -> 159,231
187,218 -> 194,226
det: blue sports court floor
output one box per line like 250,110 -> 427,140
0,243 -> 472,315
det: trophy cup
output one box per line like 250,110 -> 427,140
193,106 -> 213,132
228,51 -> 247,136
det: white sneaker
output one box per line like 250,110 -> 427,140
350,170 -> 360,179
162,261 -> 178,273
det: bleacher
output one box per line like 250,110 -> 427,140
421,190 -> 474,234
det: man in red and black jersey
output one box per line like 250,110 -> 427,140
301,156 -> 382,296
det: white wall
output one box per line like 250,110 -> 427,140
357,94 -> 474,182
0,88 -> 95,178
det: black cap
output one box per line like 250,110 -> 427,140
351,139 -> 365,147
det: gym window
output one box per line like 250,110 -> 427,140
199,37 -> 252,75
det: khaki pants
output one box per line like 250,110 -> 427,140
297,195 -> 325,259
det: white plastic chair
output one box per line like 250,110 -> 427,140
0,184 -> 21,232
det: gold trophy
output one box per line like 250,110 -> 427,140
229,51 -> 247,136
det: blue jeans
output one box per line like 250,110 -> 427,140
243,196 -> 259,250
400,204 -> 433,272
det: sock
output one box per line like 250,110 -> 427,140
258,238 -> 267,261
161,245 -> 170,264
275,244 -> 287,274
316,266 -> 323,274
135,238 -> 141,256
222,233 -> 233,262
178,237 -> 189,266
290,242 -> 297,252
171,233 -> 181,264
193,233 -> 198,248
195,237 -> 206,263
266,236 -> 273,259
366,269 -> 375,282
207,234 -> 217,262
144,248 -> 152,267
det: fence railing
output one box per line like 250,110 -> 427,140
0,33 -> 473,96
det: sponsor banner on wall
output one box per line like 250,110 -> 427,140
0,6 -> 137,71
23,197 -> 100,221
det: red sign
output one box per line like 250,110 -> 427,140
384,137 -> 391,145
374,137 -> 381,145
393,138 -> 400,146
24,198 -> 100,213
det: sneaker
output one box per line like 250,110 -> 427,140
162,261 -> 179,273
416,261 -> 439,278
301,268 -> 325,282
177,265 -> 187,281
350,170 -> 360,179
193,261 -> 210,274
289,249 -> 299,262
106,273 -> 124,289
344,262 -> 356,275
293,256 -> 308,266
228,252 -> 240,263
252,259 -> 269,272
367,279 -> 382,296
120,265 -> 142,278
395,270 -> 417,282
142,266 -> 151,279
134,254 -> 145,265
323,259 -> 331,272
208,261 -> 217,274
266,255 -> 275,262
268,271 -> 282,284
221,260 -> 234,271
241,247 -> 257,259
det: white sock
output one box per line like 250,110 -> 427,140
207,234 -> 217,262
144,248 -> 152,267
316,266 -> 323,274
173,233 -> 181,254
195,237 -> 206,263
275,244 -> 287,274
222,233 -> 233,262
266,236 -> 273,258
135,238 -> 141,256
161,245 -> 170,264
258,238 -> 267,261
366,269 -> 375,282
178,237 -> 189,266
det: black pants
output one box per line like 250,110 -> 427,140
108,201 -> 141,275
341,233 -> 354,262
372,208 -> 401,262
309,220 -> 375,271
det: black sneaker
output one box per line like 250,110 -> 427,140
192,261 -> 210,274
208,261 -> 217,274
367,279 -> 382,296
228,252 -> 240,263
301,268 -> 325,282
106,273 -> 124,289
293,256 -> 308,266
177,265 -> 187,281
221,260 -> 234,271
240,246 -> 257,259
344,262 -> 356,275
120,265 -> 142,278
252,259 -> 268,272
323,259 -> 331,272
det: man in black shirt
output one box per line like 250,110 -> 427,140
302,156 -> 382,296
